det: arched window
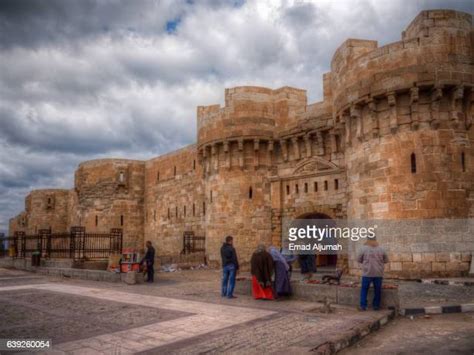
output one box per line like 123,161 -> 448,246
249,187 -> 253,199
411,153 -> 416,173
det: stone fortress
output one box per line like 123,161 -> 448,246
9,10 -> 474,278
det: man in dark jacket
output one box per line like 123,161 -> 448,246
220,235 -> 239,298
141,240 -> 155,283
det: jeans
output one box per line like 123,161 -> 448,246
360,276 -> 382,310
146,261 -> 154,282
221,264 -> 236,298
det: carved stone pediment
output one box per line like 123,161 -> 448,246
293,157 -> 339,176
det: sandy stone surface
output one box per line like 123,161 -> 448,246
339,313 -> 474,354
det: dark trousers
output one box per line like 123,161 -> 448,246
360,276 -> 382,310
146,261 -> 154,282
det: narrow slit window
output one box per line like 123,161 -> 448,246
119,172 -> 125,183
184,206 -> 186,217
249,187 -> 253,199
324,181 -> 328,191
286,185 -> 290,195
203,202 -> 206,216
95,215 -> 98,226
210,190 -> 213,203
157,171 -> 160,181
120,215 -> 124,226
411,153 -> 416,173
193,203 -> 195,216
168,208 -> 170,219
153,210 -> 156,222
193,160 -> 196,170
295,184 -> 299,194
174,166 -> 177,176
314,182 -> 318,192
335,179 -> 339,190
175,206 -> 178,217
461,152 -> 466,172
304,183 -> 308,193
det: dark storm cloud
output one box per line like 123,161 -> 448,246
0,0 -> 472,233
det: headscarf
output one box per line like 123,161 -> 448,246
268,246 -> 289,271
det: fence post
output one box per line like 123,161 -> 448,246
109,229 -> 123,255
39,229 -> 51,258
70,226 -> 86,260
69,228 -> 75,259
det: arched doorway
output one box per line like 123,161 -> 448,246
298,212 -> 337,268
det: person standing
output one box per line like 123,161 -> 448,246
250,244 -> 274,300
298,254 -> 316,280
220,235 -> 239,299
281,247 -> 297,280
141,241 -> 155,283
357,236 -> 389,311
268,246 -> 292,298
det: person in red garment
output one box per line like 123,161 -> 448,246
250,244 -> 274,300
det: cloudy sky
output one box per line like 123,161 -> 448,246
0,0 -> 472,233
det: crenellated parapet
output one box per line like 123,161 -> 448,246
325,10 -> 473,145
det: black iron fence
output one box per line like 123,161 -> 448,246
182,231 -> 205,254
0,228 -> 123,260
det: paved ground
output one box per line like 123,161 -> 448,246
339,313 -> 474,354
0,267 -> 473,354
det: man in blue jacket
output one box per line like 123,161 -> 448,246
220,235 -> 239,299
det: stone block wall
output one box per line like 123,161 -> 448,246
8,9 -> 473,278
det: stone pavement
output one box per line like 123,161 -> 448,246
339,313 -> 474,354
0,268 -> 392,354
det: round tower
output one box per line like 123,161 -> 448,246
330,10 -> 473,278
197,86 -> 307,266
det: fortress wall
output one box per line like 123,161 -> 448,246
6,9 -> 473,278
144,145 -> 205,259
329,10 -> 473,113
339,10 -> 474,278
8,190 -> 70,235
74,159 -> 145,249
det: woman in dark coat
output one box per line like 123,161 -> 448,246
268,246 -> 292,297
250,244 -> 274,300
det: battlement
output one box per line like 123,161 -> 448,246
197,86 -> 307,147
402,9 -> 472,41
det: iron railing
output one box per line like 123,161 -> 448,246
0,228 -> 123,260
182,231 -> 205,254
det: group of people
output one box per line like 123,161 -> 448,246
220,236 -> 317,300
144,235 -> 389,311
220,235 -> 389,311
